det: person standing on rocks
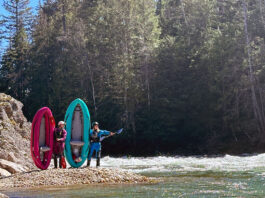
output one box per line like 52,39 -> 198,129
53,121 -> 67,168
87,122 -> 115,167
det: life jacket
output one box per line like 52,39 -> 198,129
54,128 -> 64,139
90,130 -> 100,143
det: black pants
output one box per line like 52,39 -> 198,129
54,154 -> 62,168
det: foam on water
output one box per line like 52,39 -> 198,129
100,154 -> 265,174
5,154 -> 265,197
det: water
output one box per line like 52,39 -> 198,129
4,154 -> 265,197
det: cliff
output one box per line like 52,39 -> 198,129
0,93 -> 34,176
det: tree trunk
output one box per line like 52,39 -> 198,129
86,56 -> 97,117
62,0 -> 66,33
15,2 -> 18,32
145,56 -> 151,110
156,0 -> 162,15
180,0 -> 188,27
259,0 -> 265,30
141,1 -> 151,110
242,0 -> 265,136
180,0 -> 190,45
257,78 -> 265,123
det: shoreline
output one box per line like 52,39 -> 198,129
0,167 -> 158,191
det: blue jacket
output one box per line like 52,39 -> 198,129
88,129 -> 111,160
90,129 -> 110,144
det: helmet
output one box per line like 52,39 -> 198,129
58,121 -> 66,126
92,122 -> 99,127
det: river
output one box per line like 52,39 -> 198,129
4,154 -> 265,197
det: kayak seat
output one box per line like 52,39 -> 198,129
70,141 -> 85,147
40,146 -> 50,152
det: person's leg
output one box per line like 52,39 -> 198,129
87,158 -> 91,166
59,154 -> 62,168
87,150 -> 95,166
96,150 -> 101,167
87,144 -> 95,166
54,155 -> 58,168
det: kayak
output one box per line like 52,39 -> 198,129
64,98 -> 90,168
31,107 -> 55,170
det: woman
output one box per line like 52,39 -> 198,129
53,121 -> 67,168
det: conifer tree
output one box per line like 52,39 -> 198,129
0,0 -> 32,100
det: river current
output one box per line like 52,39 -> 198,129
5,154 -> 265,197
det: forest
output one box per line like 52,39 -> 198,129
1,0 -> 265,156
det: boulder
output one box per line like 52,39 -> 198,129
0,93 -> 34,174
7,153 -> 16,163
0,193 -> 8,198
0,168 -> 11,177
0,159 -> 26,174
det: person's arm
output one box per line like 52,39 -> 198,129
58,129 -> 67,142
54,129 -> 60,142
99,129 -> 123,142
61,129 -> 67,141
89,130 -> 93,141
100,130 -> 115,136
99,130 -> 111,142
89,129 -> 93,137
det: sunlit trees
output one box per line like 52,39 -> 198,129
0,0 -> 32,100
1,0 -> 265,154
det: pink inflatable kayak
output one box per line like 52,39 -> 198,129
31,107 -> 55,170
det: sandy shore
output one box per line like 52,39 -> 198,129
0,167 -> 156,190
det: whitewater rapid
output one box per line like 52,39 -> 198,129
5,154 -> 265,197
99,154 -> 265,174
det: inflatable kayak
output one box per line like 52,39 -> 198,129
31,107 -> 55,170
64,98 -> 90,168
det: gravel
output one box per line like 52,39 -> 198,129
0,167 -> 156,190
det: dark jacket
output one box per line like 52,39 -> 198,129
53,128 -> 67,155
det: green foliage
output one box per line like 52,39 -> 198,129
0,0 -> 32,101
1,0 -> 265,155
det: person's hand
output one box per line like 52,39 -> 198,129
110,132 -> 115,136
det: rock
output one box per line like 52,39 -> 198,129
0,193 -> 9,198
0,168 -> 11,177
4,103 -> 13,118
0,159 -> 26,174
0,108 -> 8,122
7,153 -> 16,163
0,93 -> 33,173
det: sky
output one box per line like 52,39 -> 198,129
0,0 -> 41,53
0,0 -> 40,15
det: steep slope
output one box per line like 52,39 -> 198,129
0,93 -> 34,176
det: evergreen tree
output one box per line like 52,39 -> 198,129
1,0 -> 265,155
0,0 -> 32,100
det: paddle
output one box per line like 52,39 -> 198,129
116,128 -> 123,134
99,128 -> 124,141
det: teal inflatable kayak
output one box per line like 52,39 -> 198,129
64,98 -> 90,168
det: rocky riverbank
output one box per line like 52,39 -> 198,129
0,93 -> 156,197
0,167 -> 155,190
0,93 -> 33,176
